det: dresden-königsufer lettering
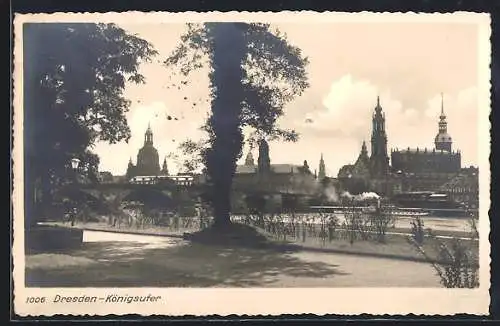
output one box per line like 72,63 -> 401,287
51,294 -> 161,304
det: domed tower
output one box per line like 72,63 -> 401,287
434,93 -> 453,152
369,96 -> 390,176
136,123 -> 161,176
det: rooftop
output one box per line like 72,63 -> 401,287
235,164 -> 304,174
391,147 -> 460,154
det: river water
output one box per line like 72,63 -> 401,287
230,213 -> 475,234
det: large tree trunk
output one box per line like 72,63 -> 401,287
211,182 -> 232,227
205,23 -> 246,228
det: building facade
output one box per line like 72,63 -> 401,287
231,139 -> 321,213
391,147 -> 461,174
233,139 -> 317,193
440,166 -> 479,208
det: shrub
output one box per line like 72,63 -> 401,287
435,239 -> 479,288
370,210 -> 395,243
410,216 -> 425,246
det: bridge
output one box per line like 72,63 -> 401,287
62,179 -> 317,207
59,181 -> 204,211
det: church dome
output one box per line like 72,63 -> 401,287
134,123 -> 161,176
138,145 -> 159,159
435,132 -> 452,143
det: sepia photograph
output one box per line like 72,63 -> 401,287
12,11 -> 491,316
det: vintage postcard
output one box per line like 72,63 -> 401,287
12,11 -> 491,317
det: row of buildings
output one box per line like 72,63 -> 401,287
114,94 -> 478,207
337,95 -> 478,207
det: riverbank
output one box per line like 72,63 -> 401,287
41,221 -> 478,265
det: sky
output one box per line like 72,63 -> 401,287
92,21 -> 482,177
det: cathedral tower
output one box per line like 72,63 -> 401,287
370,96 -> 390,176
318,153 -> 326,180
434,93 -> 453,152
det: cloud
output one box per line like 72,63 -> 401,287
297,75 -> 404,141
92,23 -> 481,177
286,75 -> 478,174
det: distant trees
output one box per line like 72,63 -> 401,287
165,23 -> 309,227
24,23 -> 157,224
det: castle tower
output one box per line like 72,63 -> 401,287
434,93 -> 453,152
244,150 -> 255,166
370,96 -> 390,176
318,153 -> 326,180
257,139 -> 271,174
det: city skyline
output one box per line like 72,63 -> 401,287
92,22 -> 480,177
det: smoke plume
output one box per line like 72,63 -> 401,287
323,186 -> 339,202
341,191 -> 380,201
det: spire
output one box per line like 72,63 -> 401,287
440,92 -> 445,118
245,150 -> 255,166
126,157 -> 135,179
435,92 -> 452,152
162,157 -> 169,175
357,140 -> 369,165
318,153 -> 326,180
375,95 -> 382,113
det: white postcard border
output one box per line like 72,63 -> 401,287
12,11 -> 492,317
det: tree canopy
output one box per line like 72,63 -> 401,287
24,23 -> 157,221
165,23 -> 309,226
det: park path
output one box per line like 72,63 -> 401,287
26,230 -> 441,287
